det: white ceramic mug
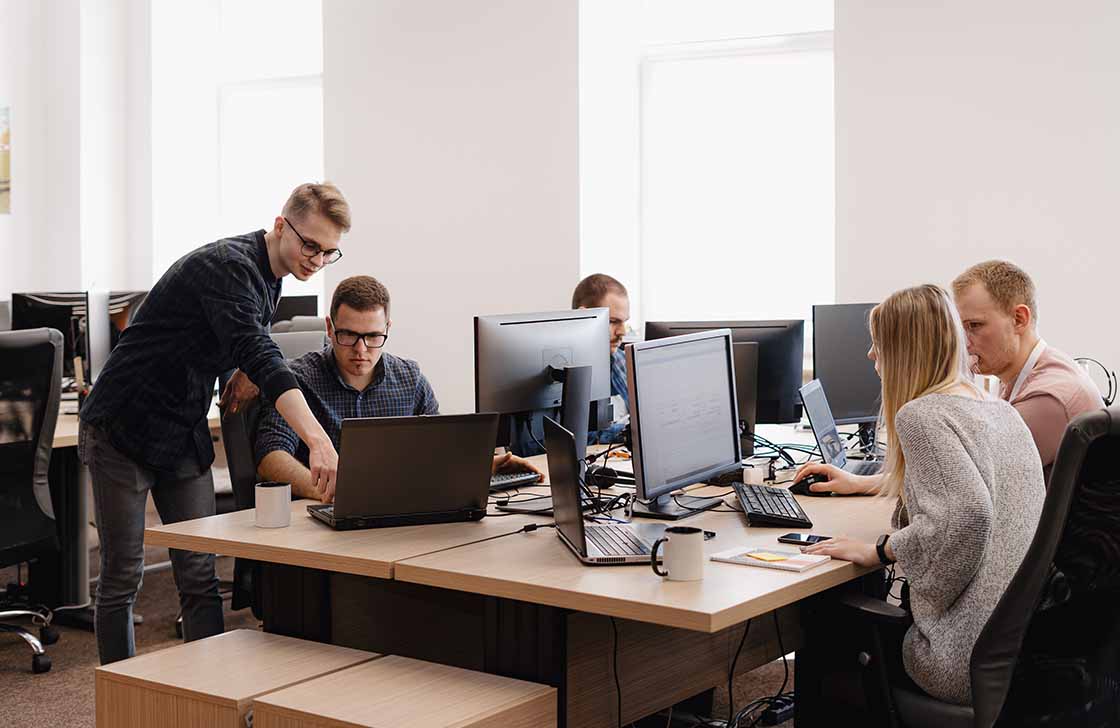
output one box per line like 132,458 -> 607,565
650,526 -> 705,581
255,481 -> 291,528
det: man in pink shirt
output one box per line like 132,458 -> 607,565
952,260 -> 1103,480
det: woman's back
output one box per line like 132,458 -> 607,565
889,392 -> 1045,704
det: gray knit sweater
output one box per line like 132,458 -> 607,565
890,393 -> 1045,705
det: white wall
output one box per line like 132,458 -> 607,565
323,0 -> 581,413
0,0 -> 151,301
0,0 -> 83,297
836,0 -> 1120,368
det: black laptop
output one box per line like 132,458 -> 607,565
307,413 -> 499,530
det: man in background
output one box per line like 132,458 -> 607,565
952,259 -> 1102,480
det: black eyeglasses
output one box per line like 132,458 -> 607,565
284,217 -> 343,265
334,329 -> 388,349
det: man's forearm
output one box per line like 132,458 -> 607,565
258,450 -> 318,500
274,388 -> 331,450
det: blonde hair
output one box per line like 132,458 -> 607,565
282,182 -> 352,233
871,284 -> 977,500
951,259 -> 1038,323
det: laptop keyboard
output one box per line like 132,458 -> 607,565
586,525 -> 650,556
732,483 -> 813,528
848,459 -> 880,476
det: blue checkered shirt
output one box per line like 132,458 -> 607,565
590,347 -> 629,444
254,347 -> 439,467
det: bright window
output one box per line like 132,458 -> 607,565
639,33 -> 834,326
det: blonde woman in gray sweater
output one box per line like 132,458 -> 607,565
803,284 -> 1045,705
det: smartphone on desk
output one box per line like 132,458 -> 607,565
777,533 -> 831,546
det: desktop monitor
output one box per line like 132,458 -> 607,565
627,329 -> 742,520
11,292 -> 110,386
272,295 -> 318,324
812,303 -> 880,427
474,308 -> 611,459
732,342 -> 759,457
645,320 -> 804,424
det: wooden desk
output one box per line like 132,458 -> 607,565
395,491 -> 894,632
143,447 -> 893,727
146,500 -> 541,580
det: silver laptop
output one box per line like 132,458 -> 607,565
544,417 -> 662,565
799,380 -> 881,476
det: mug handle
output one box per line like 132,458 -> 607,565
651,537 -> 670,577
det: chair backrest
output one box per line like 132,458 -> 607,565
0,299 -> 10,330
0,328 -> 63,563
970,406 -> 1120,728
272,331 -> 328,360
286,316 -> 327,332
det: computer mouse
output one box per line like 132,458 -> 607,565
789,473 -> 832,497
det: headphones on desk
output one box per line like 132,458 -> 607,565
584,464 -> 635,489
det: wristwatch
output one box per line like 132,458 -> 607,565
875,534 -> 895,565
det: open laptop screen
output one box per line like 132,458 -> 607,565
799,380 -> 847,468
544,417 -> 587,556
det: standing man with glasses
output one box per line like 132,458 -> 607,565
79,182 -> 350,664
255,275 -> 541,499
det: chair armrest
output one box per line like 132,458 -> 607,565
837,592 -> 913,628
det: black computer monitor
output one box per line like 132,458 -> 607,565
627,329 -> 741,520
12,292 -> 110,386
813,303 -> 880,429
272,295 -> 318,324
645,320 -> 804,424
474,309 -> 611,459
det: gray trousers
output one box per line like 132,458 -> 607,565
81,422 -> 224,665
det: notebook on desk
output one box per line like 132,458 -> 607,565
307,414 -> 498,530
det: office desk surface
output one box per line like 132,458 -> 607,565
53,403 -> 222,449
394,490 -> 895,633
145,499 -> 541,580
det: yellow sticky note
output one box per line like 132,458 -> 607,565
745,551 -> 788,562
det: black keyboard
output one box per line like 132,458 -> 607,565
732,483 -> 813,528
586,525 -> 650,556
489,471 -> 541,491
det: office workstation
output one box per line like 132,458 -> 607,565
4,2 -> 1120,728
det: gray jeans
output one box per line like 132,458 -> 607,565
81,422 -> 224,664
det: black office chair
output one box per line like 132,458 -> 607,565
0,328 -> 64,674
840,406 -> 1120,727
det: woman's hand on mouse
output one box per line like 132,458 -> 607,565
792,463 -> 882,495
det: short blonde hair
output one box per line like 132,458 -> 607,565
951,260 -> 1037,322
282,182 -> 352,233
871,284 -> 976,501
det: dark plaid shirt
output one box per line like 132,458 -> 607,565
80,230 -> 297,472
254,347 -> 439,467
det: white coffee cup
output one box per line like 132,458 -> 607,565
255,481 -> 291,528
650,526 -> 705,581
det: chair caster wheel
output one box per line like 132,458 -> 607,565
32,653 -> 52,674
39,625 -> 60,645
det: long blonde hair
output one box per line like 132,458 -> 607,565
871,284 -> 977,500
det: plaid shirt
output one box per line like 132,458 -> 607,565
590,347 -> 629,444
254,347 -> 439,467
80,230 -> 296,472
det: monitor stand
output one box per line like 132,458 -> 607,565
853,422 -> 878,459
632,493 -> 722,521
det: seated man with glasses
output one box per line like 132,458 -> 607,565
255,275 -> 541,501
